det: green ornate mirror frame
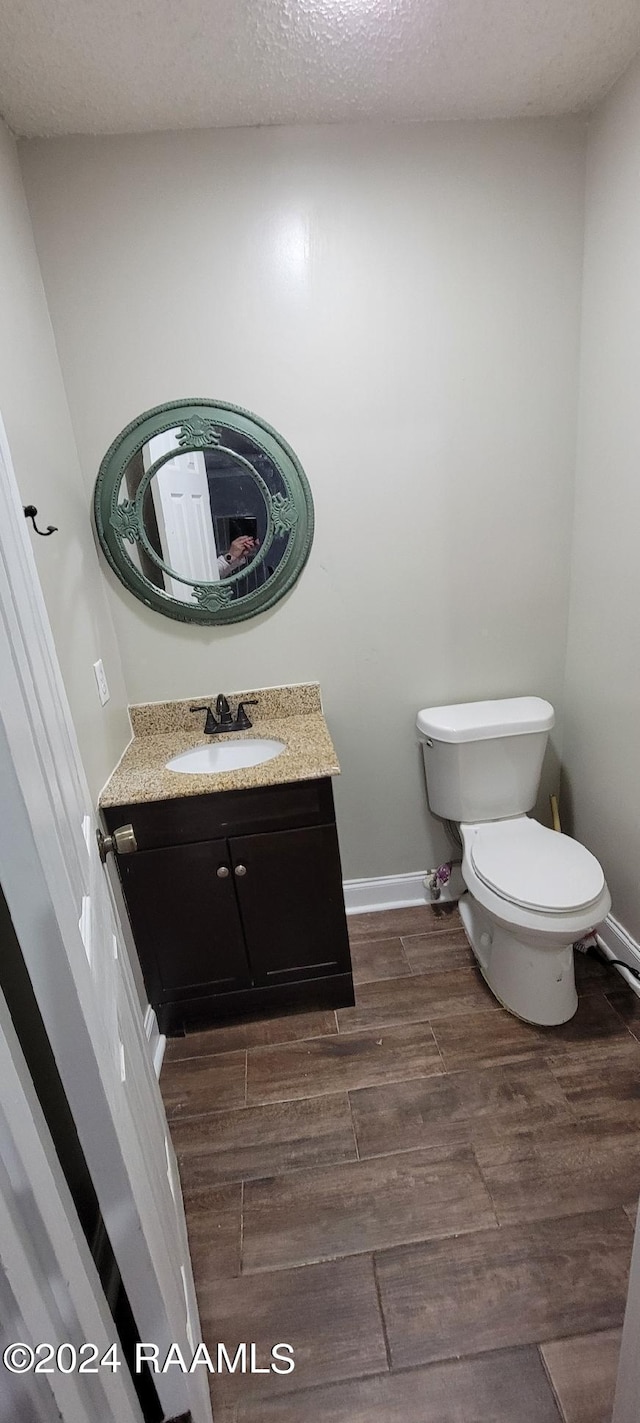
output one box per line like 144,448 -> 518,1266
93,399 -> 314,625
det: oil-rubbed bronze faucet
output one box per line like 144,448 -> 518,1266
190,697 -> 259,735
215,693 -> 234,729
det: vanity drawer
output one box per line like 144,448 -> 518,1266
103,776 -> 336,850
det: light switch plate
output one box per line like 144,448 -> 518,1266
93,659 -> 110,706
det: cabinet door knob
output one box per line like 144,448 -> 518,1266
234,864 -> 247,877
216,865 -> 230,878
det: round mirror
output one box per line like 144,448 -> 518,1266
94,401 -> 314,624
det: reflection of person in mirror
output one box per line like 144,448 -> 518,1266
218,535 -> 259,578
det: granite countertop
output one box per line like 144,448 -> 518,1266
98,682 -> 340,809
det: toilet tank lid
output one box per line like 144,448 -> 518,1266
416,697 -> 555,743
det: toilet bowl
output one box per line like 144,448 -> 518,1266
458,816 -> 611,1025
416,696 -> 611,1026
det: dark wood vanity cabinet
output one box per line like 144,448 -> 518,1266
103,777 -> 354,1033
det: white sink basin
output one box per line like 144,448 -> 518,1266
166,738 -> 286,775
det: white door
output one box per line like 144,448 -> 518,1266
0,417 -> 211,1423
613,1208 -> 640,1422
0,979 -> 144,1423
144,430 -> 220,600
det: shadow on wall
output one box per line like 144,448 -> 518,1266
535,739 -> 561,831
558,763 -> 575,840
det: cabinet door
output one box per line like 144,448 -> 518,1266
120,839 -> 251,1004
229,825 -> 351,984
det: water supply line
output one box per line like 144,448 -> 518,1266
575,933 -> 640,994
426,863 -> 452,901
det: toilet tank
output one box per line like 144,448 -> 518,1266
416,697 -> 554,823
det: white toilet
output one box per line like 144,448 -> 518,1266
416,696 -> 610,1026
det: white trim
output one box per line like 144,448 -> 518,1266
597,914 -> 640,1000
344,865 -> 465,915
144,1005 -> 166,1077
153,1033 -> 167,1077
344,871 -> 430,915
614,1194 -> 640,1423
0,983 -> 144,1423
0,414 -> 210,1423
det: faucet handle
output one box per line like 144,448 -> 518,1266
235,699 -> 258,730
215,693 -> 234,727
190,704 -> 219,735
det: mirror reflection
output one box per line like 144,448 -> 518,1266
96,399 -> 314,625
120,426 -> 290,604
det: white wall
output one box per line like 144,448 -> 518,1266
561,56 -> 640,941
20,121 -> 586,878
0,120 -> 130,800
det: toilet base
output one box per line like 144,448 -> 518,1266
459,894 -> 578,1027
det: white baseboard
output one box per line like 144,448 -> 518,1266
597,914 -> 640,1000
144,1004 -> 166,1077
343,866 -> 465,916
343,871 -> 428,915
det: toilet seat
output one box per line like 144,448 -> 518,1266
467,818 -> 605,915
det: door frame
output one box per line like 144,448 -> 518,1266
0,414 -> 210,1423
0,975 -> 144,1423
613,1218 -> 640,1422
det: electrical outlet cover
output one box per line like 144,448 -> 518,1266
93,659 -> 110,706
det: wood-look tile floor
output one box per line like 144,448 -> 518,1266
160,905 -> 640,1421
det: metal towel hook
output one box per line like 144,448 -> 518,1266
23,505 -> 58,537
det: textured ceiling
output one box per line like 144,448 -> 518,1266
1,0 -> 640,137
